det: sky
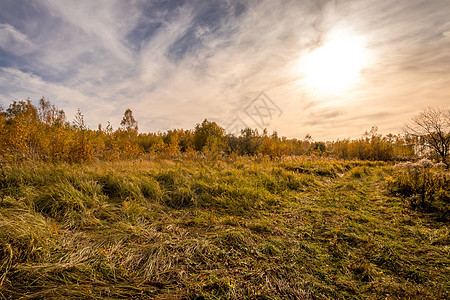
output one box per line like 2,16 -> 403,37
0,0 -> 449,140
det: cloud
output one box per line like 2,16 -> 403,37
0,0 -> 449,139
0,67 -> 116,124
0,23 -> 34,55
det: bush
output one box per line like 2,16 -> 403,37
387,159 -> 449,219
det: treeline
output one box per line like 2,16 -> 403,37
0,98 -> 415,162
331,127 -> 416,161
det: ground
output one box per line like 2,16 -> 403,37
0,157 -> 448,299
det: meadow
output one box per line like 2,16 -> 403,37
0,156 -> 448,299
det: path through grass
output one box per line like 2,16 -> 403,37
0,158 -> 448,299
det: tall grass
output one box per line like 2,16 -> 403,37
0,157 -> 448,299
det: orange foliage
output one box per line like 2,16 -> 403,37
0,99 -> 417,163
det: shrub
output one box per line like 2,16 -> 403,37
387,159 -> 449,219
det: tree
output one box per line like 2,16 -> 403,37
4,100 -> 40,159
405,107 -> 450,168
38,97 -> 65,126
311,141 -> 326,154
193,119 -> 226,151
73,109 -> 87,130
120,108 -> 138,136
71,109 -> 94,161
238,128 -> 261,155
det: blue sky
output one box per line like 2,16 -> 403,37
1,0 -> 449,140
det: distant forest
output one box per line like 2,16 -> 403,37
0,98 -> 418,163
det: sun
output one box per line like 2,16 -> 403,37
300,33 -> 369,93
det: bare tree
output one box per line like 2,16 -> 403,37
404,107 -> 450,168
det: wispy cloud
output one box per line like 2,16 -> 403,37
0,0 -> 449,140
0,23 -> 34,55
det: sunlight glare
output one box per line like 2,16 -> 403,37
301,34 -> 369,93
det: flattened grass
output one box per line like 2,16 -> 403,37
0,157 -> 448,299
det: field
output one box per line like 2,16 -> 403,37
0,157 -> 448,299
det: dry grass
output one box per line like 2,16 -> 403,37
0,157 -> 448,299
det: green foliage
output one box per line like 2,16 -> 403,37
193,119 -> 226,152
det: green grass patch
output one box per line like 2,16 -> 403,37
0,157 -> 448,299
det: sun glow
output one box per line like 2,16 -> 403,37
301,33 -> 369,93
